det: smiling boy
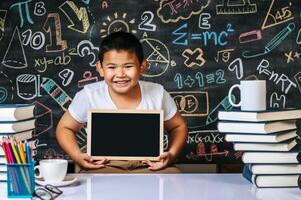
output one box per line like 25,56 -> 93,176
56,31 -> 188,173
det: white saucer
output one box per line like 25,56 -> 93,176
35,175 -> 78,187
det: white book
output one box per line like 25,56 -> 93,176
218,108 -> 301,122
225,129 -> 297,143
242,151 -> 300,164
0,172 -> 6,181
253,174 -> 300,188
0,157 -> 7,164
243,166 -> 301,188
0,104 -> 35,121
0,165 -> 6,172
0,119 -> 35,133
250,164 -> 301,174
234,139 -> 297,151
0,182 -> 5,188
217,120 -> 296,134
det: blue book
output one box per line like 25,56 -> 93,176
242,164 -> 253,183
0,104 -> 35,122
242,164 -> 301,188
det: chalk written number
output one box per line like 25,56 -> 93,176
174,69 -> 226,89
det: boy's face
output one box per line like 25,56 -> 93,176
96,50 -> 147,95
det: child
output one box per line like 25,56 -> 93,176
56,31 -> 188,173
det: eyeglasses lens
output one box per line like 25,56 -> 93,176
45,184 -> 62,194
33,188 -> 52,200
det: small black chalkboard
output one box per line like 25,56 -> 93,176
87,109 -> 163,160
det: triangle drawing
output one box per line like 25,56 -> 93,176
2,26 -> 28,69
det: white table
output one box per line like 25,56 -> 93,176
1,174 -> 301,200
60,174 -> 301,200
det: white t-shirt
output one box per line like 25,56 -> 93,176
68,80 -> 177,123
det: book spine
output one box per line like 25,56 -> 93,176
297,152 -> 301,163
242,164 -> 253,184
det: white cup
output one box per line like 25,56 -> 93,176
228,80 -> 266,111
34,159 -> 68,183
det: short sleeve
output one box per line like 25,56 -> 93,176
68,89 -> 90,123
162,89 -> 177,121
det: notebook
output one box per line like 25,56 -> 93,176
87,109 -> 164,161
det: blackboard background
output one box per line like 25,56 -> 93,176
0,0 -> 300,164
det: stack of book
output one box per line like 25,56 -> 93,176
0,104 -> 35,183
218,108 -> 301,188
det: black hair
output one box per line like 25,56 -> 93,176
98,31 -> 144,64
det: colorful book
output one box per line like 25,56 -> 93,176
217,120 -> 296,134
218,108 -> 301,122
242,150 -> 301,164
243,165 -> 301,188
225,129 -> 297,143
0,104 -> 35,121
233,138 -> 298,151
250,164 -> 301,175
0,119 -> 35,133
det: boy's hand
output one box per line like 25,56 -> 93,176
143,152 -> 174,171
77,153 -> 109,169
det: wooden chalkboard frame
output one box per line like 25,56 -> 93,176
87,109 -> 164,161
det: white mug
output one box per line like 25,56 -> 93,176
35,159 -> 68,183
228,80 -> 266,111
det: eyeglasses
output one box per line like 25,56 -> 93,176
32,184 -> 63,200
